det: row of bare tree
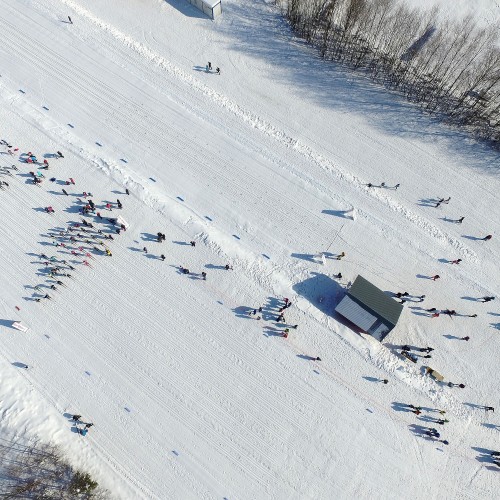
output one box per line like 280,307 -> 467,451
0,438 -> 109,499
275,0 -> 500,144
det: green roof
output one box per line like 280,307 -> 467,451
348,275 -> 403,325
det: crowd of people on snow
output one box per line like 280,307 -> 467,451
364,182 -> 497,459
2,142 -> 498,463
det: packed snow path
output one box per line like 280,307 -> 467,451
0,0 -> 499,498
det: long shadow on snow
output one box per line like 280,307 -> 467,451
292,272 -> 344,318
218,2 -> 500,173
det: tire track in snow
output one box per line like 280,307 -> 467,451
56,0 -> 477,263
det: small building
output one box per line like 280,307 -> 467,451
187,0 -> 222,19
335,275 -> 403,341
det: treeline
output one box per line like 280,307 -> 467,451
0,438 -> 110,499
275,0 -> 500,145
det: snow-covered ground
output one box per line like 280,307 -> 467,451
0,0 -> 499,498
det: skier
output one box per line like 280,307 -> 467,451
485,407 -> 494,412
334,272 -> 342,279
480,296 -> 495,302
426,307 -> 437,312
106,203 -> 112,211
72,414 -> 81,422
143,247 -> 147,254
336,252 -> 346,260
451,259 -> 462,264
161,254 -> 165,261
216,67 -> 220,75
431,275 -> 440,281
225,264 -> 233,270
125,188 -> 130,195
62,189 -> 68,195
417,295 -> 426,302
117,199 -> 122,209
84,423 -> 94,429
461,336 -> 470,341
468,314 -> 478,318
190,241 -> 196,247
482,234 -> 493,240
201,271 -> 207,280
57,151 -> 64,158
424,347 -> 434,353
292,324 -> 298,329
208,61 -> 212,70
456,216 -> 464,223
394,183 -> 400,190
68,16 -> 73,24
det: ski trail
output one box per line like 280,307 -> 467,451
56,0 -> 477,263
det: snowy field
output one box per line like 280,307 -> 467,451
0,0 -> 499,498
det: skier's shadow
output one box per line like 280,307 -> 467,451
297,354 -> 317,361
290,252 -> 319,263
471,447 -> 500,469
262,296 -> 282,320
391,402 -> 413,413
205,264 -> 226,270
463,402 -> 488,410
172,241 -> 190,246
141,233 -> 158,242
482,423 -> 500,430
417,415 -> 439,423
417,198 -> 439,207
263,327 -> 283,337
233,306 -> 254,319
462,235 -> 483,240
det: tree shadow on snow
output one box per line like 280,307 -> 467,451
218,1 -> 500,175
